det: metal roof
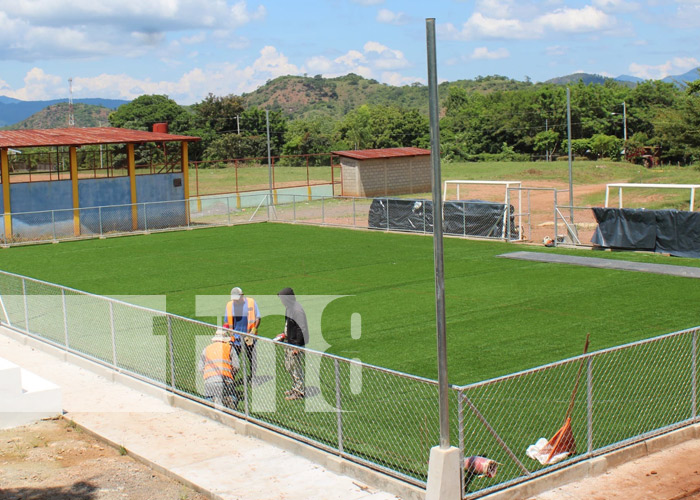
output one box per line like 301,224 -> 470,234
332,147 -> 430,160
0,127 -> 200,148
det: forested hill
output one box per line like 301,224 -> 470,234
3,102 -> 113,130
241,73 -> 531,119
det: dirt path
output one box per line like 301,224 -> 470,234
531,437 -> 700,500
0,418 -> 208,500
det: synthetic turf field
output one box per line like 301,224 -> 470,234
2,222 -> 700,384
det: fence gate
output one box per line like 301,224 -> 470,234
506,187 -> 564,243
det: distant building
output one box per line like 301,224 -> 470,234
333,147 -> 431,197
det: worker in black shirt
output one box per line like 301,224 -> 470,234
276,287 -> 308,400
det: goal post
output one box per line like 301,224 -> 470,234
605,183 -> 700,211
442,180 -> 522,240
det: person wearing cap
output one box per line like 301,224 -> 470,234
198,329 -> 240,408
223,287 -> 261,382
276,287 -> 308,400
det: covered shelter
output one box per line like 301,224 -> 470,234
333,147 -> 431,197
0,127 -> 200,240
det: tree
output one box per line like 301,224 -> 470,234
108,95 -> 188,131
589,134 -> 621,159
282,118 -> 333,165
193,93 -> 245,133
533,130 -> 560,158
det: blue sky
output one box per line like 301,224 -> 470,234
0,0 -> 697,104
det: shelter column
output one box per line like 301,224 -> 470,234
70,146 -> 80,236
127,143 -> 138,230
1,148 -> 11,240
181,141 -> 190,223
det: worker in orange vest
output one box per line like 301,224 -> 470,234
198,328 -> 240,408
223,286 -> 261,382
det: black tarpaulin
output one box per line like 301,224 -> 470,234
591,207 -> 700,258
368,198 -> 517,238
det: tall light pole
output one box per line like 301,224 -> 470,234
424,17 -> 461,500
622,101 -> 627,142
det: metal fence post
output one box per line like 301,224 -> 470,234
506,189 -> 511,241
692,330 -> 698,419
458,389 -> 465,493
587,356 -> 593,454
143,203 -> 148,232
109,301 -> 117,367
167,316 -> 175,389
62,289 -> 69,348
243,342 -> 250,417
352,197 -> 356,227
334,358 -> 344,452
386,198 -> 389,231
98,206 -> 103,236
227,196 -> 231,225
52,210 -> 56,241
554,190 -> 559,247
21,278 -> 29,333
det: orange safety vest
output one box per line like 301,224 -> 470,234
225,297 -> 258,333
202,341 -> 235,380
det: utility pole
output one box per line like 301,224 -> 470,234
68,78 -> 75,127
266,110 -> 273,220
545,119 -> 549,162
622,101 -> 627,141
236,115 -> 240,135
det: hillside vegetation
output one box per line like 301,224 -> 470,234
4,102 -> 113,129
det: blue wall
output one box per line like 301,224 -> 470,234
10,180 -> 73,213
6,173 -> 187,239
79,177 -> 131,208
136,173 -> 185,203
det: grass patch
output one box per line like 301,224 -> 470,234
1,223 -> 698,385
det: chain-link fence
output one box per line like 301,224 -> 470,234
0,270 -> 441,486
0,269 -> 697,495
456,328 -> 700,497
554,205 -> 598,247
1,193 -> 535,246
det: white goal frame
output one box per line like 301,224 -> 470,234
442,180 -> 522,240
605,183 -> 700,211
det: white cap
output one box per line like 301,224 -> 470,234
212,328 -> 228,342
230,287 -> 243,300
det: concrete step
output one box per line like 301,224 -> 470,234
0,357 -> 62,429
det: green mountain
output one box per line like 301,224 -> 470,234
241,73 -> 532,119
3,102 -> 113,129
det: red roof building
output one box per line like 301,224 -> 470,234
332,147 -> 432,197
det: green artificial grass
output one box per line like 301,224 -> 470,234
1,223 -> 699,385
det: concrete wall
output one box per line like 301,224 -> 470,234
3,173 -> 187,240
341,156 -> 431,197
79,177 -> 131,208
136,173 -> 185,203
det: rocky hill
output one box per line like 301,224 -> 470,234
242,73 -> 531,119
4,102 -> 113,129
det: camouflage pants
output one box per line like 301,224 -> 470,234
284,347 -> 305,396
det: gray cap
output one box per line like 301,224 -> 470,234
230,287 -> 243,300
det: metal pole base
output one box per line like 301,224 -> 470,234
426,445 -> 461,500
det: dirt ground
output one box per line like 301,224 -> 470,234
531,437 -> 700,500
0,418 -> 208,500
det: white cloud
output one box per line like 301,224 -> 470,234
381,72 -> 424,86
0,0 -> 265,61
304,41 -> 409,82
628,56 -> 700,80
439,5 -> 616,40
592,0 -> 640,13
546,45 -> 567,56
537,6 -> 616,32
0,45 -> 304,104
470,46 -> 510,59
351,0 -> 384,5
376,8 -> 409,25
